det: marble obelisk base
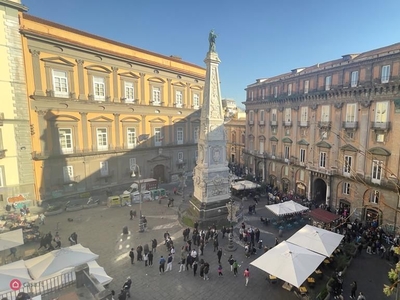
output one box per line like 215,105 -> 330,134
187,196 -> 231,229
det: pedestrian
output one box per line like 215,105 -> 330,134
218,264 -> 223,277
122,277 -> 132,298
244,268 -> 250,286
357,292 -> 366,300
129,248 -> 134,264
233,260 -> 239,276
222,226 -> 226,239
170,246 -> 176,259
193,260 -> 198,276
217,248 -> 222,264
350,281 -> 357,299
179,246 -> 186,273
204,262 -> 210,280
199,242 -> 204,256
137,245 -> 143,261
39,213 -> 45,225
130,210 -> 134,220
152,238 -> 157,253
165,253 -> 173,272
148,251 -> 153,266
228,255 -> 234,271
54,232 -> 61,249
159,256 -> 166,274
213,238 -> 219,252
144,252 -> 149,267
275,237 -> 279,246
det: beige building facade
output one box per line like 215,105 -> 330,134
0,0 -> 35,204
20,14 -> 205,201
244,43 -> 400,229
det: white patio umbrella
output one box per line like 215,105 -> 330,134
0,229 -> 24,251
87,260 -> 113,286
0,260 -> 32,292
25,244 -> 99,280
287,224 -> 344,257
265,200 -> 308,216
250,241 -> 325,288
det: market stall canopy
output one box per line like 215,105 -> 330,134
0,260 -> 32,292
265,200 -> 309,216
25,244 -> 99,280
0,228 -> 24,251
87,260 -> 113,286
308,208 -> 340,223
287,225 -> 344,257
231,180 -> 261,190
250,241 -> 325,288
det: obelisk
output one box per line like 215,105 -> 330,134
189,31 -> 231,226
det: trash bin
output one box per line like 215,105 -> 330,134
107,196 -> 121,208
120,194 -> 131,206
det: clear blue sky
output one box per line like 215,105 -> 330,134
23,0 -> 400,108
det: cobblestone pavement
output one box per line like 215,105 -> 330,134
1,182 -> 395,299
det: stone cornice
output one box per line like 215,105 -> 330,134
0,0 -> 28,11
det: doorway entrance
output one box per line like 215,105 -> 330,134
153,164 -> 165,183
313,178 -> 327,206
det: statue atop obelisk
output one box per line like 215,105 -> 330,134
189,31 -> 231,225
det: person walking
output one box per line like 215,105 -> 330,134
159,256 -> 166,274
203,262 -> 210,280
179,246 -> 187,273
218,264 -> 223,277
233,260 -> 239,276
165,253 -> 173,272
193,260 -> 198,276
357,292 -> 366,300
350,281 -> 357,299
148,251 -> 153,266
151,238 -> 157,253
244,268 -> 250,286
129,248 -> 135,265
228,255 -> 234,271
143,252 -> 149,267
122,277 -> 132,298
129,210 -> 134,220
217,248 -> 223,264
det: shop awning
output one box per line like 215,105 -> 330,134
308,208 -> 340,223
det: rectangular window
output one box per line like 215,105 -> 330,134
325,76 -> 332,91
284,108 -> 291,122
381,65 -> 390,83
93,76 -> 105,101
152,87 -> 161,105
129,158 -> 137,171
344,155 -> 352,176
100,161 -> 109,176
288,83 -> 292,96
376,134 -> 385,143
370,190 -> 380,204
301,107 -> 308,122
154,127 -> 162,146
274,86 -> 278,98
52,70 -> 68,98
259,110 -> 265,122
177,127 -> 184,145
342,182 -> 350,195
262,89 -> 265,99
300,149 -> 306,164
178,151 -> 184,161
259,140 -> 264,154
194,127 -> 199,143
321,105 -> 330,122
124,82 -> 135,102
0,166 -> 4,187
375,101 -> 388,123
96,128 -> 108,151
193,93 -> 200,109
63,166 -> 74,183
271,109 -> 277,121
175,91 -> 183,108
195,150 -> 198,162
304,80 -> 309,94
372,160 -> 382,183
249,111 -> 254,123
319,152 -> 327,168
127,128 -> 136,149
346,103 -> 357,122
284,146 -> 290,160
272,162 -> 276,172
59,128 -> 73,154
350,71 -> 359,87
271,144 -> 276,156
284,166 -> 289,176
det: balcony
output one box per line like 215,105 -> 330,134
270,120 -> 278,126
306,164 -> 337,176
259,120 -> 265,126
176,159 -> 187,168
298,121 -> 309,128
97,170 -> 114,179
342,121 -> 358,129
0,149 -> 6,159
62,175 -> 81,185
248,120 -> 254,125
283,121 -> 292,127
371,121 -> 391,131
318,121 -> 332,129
121,98 -> 139,104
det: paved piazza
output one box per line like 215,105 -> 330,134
4,187 -> 395,300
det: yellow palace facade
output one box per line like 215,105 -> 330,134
20,14 -> 205,201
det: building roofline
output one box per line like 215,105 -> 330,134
22,14 -> 205,72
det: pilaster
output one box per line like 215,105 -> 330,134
76,59 -> 86,100
112,67 -> 119,102
167,79 -> 172,107
113,113 -> 120,148
29,49 -> 45,96
80,112 -> 88,150
140,73 -> 146,105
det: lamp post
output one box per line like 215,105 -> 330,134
132,165 -> 144,233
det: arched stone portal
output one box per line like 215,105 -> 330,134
153,164 -> 165,183
313,178 -> 327,206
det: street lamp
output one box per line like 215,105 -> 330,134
225,197 -> 237,252
132,165 -> 144,233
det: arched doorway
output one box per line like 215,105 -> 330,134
153,164 -> 165,183
257,161 -> 264,182
296,182 -> 306,196
269,175 -> 276,187
365,208 -> 381,226
313,178 -> 327,206
282,178 -> 290,193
